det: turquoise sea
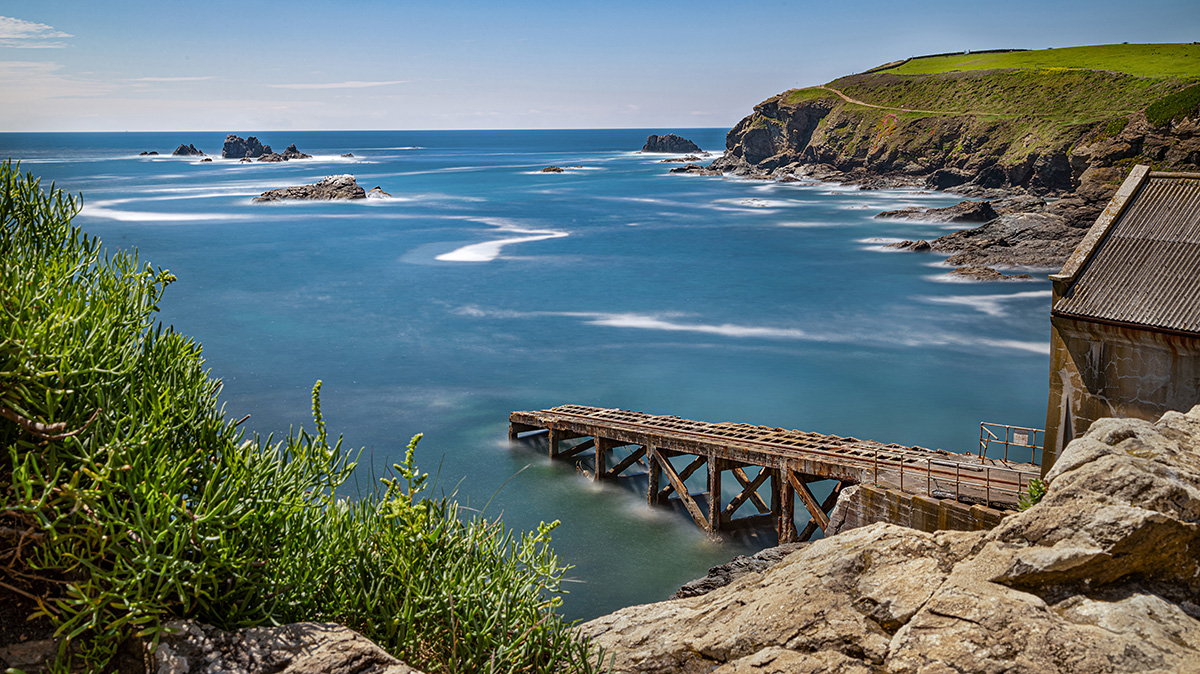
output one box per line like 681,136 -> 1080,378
2,129 -> 1052,619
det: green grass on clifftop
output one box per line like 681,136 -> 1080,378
880,43 -> 1200,79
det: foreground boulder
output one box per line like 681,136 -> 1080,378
253,175 -> 367,202
223,134 -> 271,159
172,143 -> 204,156
150,621 -> 423,674
642,134 -> 701,153
581,406 -> 1200,673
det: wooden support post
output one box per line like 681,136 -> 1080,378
653,446 -> 708,530
509,423 -> 519,441
557,438 -> 595,459
548,428 -> 560,459
708,455 -> 723,532
788,470 -> 830,531
647,445 -> 662,506
796,481 -> 843,542
609,446 -> 647,478
595,437 -> 611,481
777,467 -> 796,543
723,466 -> 772,520
659,455 -> 707,499
730,466 -> 772,513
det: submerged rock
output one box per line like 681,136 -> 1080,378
253,175 -> 367,202
139,151 -> 159,156
581,406 -> 1200,673
642,134 -> 701,153
172,143 -> 204,156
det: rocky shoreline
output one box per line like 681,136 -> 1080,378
698,85 -> 1200,278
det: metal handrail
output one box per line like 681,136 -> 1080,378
979,421 -> 1043,465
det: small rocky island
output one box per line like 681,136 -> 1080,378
172,143 -> 204,157
253,175 -> 368,202
222,135 -> 313,162
642,133 -> 701,153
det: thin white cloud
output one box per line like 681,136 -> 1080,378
0,39 -> 69,49
267,79 -> 408,90
0,16 -> 72,39
133,76 -> 215,82
0,17 -> 72,48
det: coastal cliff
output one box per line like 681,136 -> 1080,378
581,405 -> 1200,673
709,45 -> 1200,274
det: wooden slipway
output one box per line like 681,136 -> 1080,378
510,405 -> 1039,542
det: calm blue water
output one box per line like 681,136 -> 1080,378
2,129 -> 1052,619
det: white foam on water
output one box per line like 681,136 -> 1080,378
436,217 -> 568,262
82,200 -> 250,222
454,307 -> 1045,354
920,290 -> 1052,317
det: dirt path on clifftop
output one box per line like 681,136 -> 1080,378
815,85 -> 969,116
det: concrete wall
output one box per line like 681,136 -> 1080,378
1042,316 -> 1200,474
826,484 -> 1005,536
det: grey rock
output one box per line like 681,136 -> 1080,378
876,199 -> 998,223
257,152 -> 286,162
172,144 -> 204,156
884,239 -> 933,252
934,211 -> 1079,269
675,543 -> 807,598
540,166 -> 564,173
366,186 -> 392,199
222,134 -> 270,159
150,620 -> 423,674
253,175 -> 367,202
139,151 -> 159,156
281,144 -> 312,160
642,134 -> 701,153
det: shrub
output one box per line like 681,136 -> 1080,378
0,161 -> 599,673
1018,478 -> 1047,511
1146,83 -> 1200,127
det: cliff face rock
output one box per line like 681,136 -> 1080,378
253,175 -> 367,202
581,406 -> 1200,673
223,134 -> 271,159
643,134 -> 702,153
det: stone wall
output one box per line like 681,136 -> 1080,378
826,483 -> 1006,536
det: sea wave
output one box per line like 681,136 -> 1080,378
920,290 -> 1052,317
81,200 -> 251,222
452,307 -> 1048,354
436,217 -> 568,262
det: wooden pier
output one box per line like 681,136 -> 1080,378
510,405 -> 1040,542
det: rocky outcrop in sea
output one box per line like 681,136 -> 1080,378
253,175 -> 368,202
172,143 -> 204,156
580,405 -> 1200,672
222,134 -> 270,159
642,134 -> 701,153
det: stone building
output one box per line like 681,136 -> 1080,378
1043,165 -> 1200,473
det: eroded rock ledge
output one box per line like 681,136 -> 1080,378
580,406 -> 1200,673
253,174 -> 368,202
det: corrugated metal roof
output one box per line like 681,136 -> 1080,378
1054,174 -> 1200,334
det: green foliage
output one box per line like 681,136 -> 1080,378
1102,117 -> 1130,139
1018,478 -> 1047,511
881,43 -> 1200,79
0,161 -> 600,673
1146,83 -> 1200,126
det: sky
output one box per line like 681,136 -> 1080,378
1,0 -> 1198,132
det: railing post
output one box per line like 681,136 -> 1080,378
926,459 -> 932,496
874,449 -> 879,485
899,461 -> 904,492
985,467 -> 991,507
955,463 -> 960,502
